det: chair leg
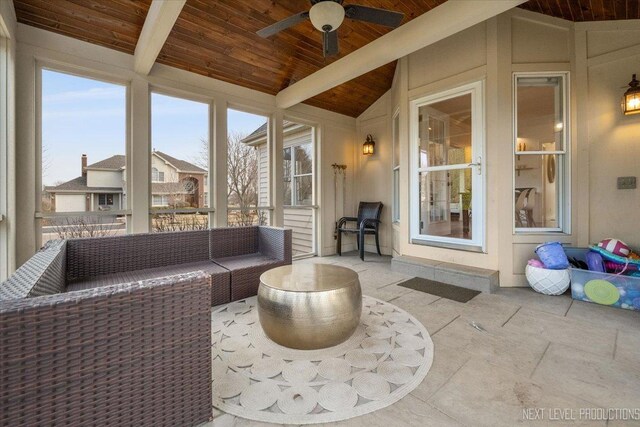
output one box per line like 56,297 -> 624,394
375,232 -> 381,255
359,232 -> 365,261
337,230 -> 342,256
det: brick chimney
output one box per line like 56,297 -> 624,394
81,154 -> 87,177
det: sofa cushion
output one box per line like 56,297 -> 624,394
67,260 -> 231,305
0,240 -> 67,300
212,253 -> 284,301
66,229 -> 210,281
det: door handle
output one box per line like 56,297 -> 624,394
468,157 -> 482,175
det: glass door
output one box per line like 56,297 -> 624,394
411,81 -> 485,250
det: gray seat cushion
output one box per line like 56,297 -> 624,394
212,253 -> 281,271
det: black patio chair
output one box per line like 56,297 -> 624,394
336,202 -> 383,261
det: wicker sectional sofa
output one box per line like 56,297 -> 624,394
0,226 -> 291,427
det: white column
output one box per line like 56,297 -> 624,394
212,96 -> 228,227
270,110 -> 284,227
129,77 -> 150,233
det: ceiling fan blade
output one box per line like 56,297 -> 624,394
256,11 -> 309,38
344,5 -> 404,28
323,30 -> 339,57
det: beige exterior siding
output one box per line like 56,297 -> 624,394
284,207 -> 314,256
86,169 -> 122,188
55,194 -> 86,212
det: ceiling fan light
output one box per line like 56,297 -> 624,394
309,1 -> 345,32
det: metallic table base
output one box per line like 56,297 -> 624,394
258,265 -> 362,350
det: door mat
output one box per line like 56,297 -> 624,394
397,277 -> 480,303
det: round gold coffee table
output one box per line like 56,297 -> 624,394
257,264 -> 362,350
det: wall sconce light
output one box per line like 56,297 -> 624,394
362,134 -> 375,155
622,74 -> 640,115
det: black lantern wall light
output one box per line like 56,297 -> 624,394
622,74 -> 640,115
362,134 -> 375,155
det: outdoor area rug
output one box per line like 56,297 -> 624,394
211,295 -> 434,424
398,277 -> 480,303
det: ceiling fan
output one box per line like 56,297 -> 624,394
256,0 -> 404,57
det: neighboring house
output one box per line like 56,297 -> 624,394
44,151 -> 208,212
242,121 -> 315,256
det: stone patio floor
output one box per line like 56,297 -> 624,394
207,252 -> 640,427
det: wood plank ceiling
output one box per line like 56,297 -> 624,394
14,0 -> 640,117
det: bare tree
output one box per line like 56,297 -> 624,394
47,216 -> 120,240
192,132 -> 260,226
227,131 -> 258,226
192,138 -> 209,171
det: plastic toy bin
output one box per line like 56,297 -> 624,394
565,247 -> 640,311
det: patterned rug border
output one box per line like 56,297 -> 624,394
211,295 -> 434,425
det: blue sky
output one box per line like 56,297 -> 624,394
42,70 -> 267,185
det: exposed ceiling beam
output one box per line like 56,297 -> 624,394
276,0 -> 526,110
134,0 -> 186,75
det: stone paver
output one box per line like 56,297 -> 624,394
206,252 -> 640,426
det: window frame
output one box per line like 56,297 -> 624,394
148,88 -> 213,223
0,30 -> 8,280
151,167 -> 164,183
392,108 -> 400,224
98,193 -> 115,206
35,64 -> 131,246
512,71 -> 571,234
152,194 -> 169,207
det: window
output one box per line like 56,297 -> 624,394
284,142 -> 313,206
151,167 -> 164,182
227,109 -> 269,226
40,69 -> 127,243
98,194 -> 114,206
152,195 -> 169,206
410,81 -> 485,249
514,73 -> 568,232
150,92 -> 209,232
392,110 -> 400,223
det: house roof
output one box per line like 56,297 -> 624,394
44,176 -> 121,194
84,152 -> 206,173
153,151 -> 206,174
15,1 -> 632,118
45,177 -> 197,195
86,155 -> 125,170
242,120 -> 308,145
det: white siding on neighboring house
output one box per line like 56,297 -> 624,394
284,128 -> 312,151
255,125 -> 314,256
284,207 -> 314,255
257,144 -> 269,207
86,170 -> 123,188
56,194 -> 86,212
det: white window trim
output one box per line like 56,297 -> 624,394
0,32 -> 8,280
409,80 -> 486,251
35,64 -> 131,247
392,107 -> 400,224
512,71 -> 571,234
